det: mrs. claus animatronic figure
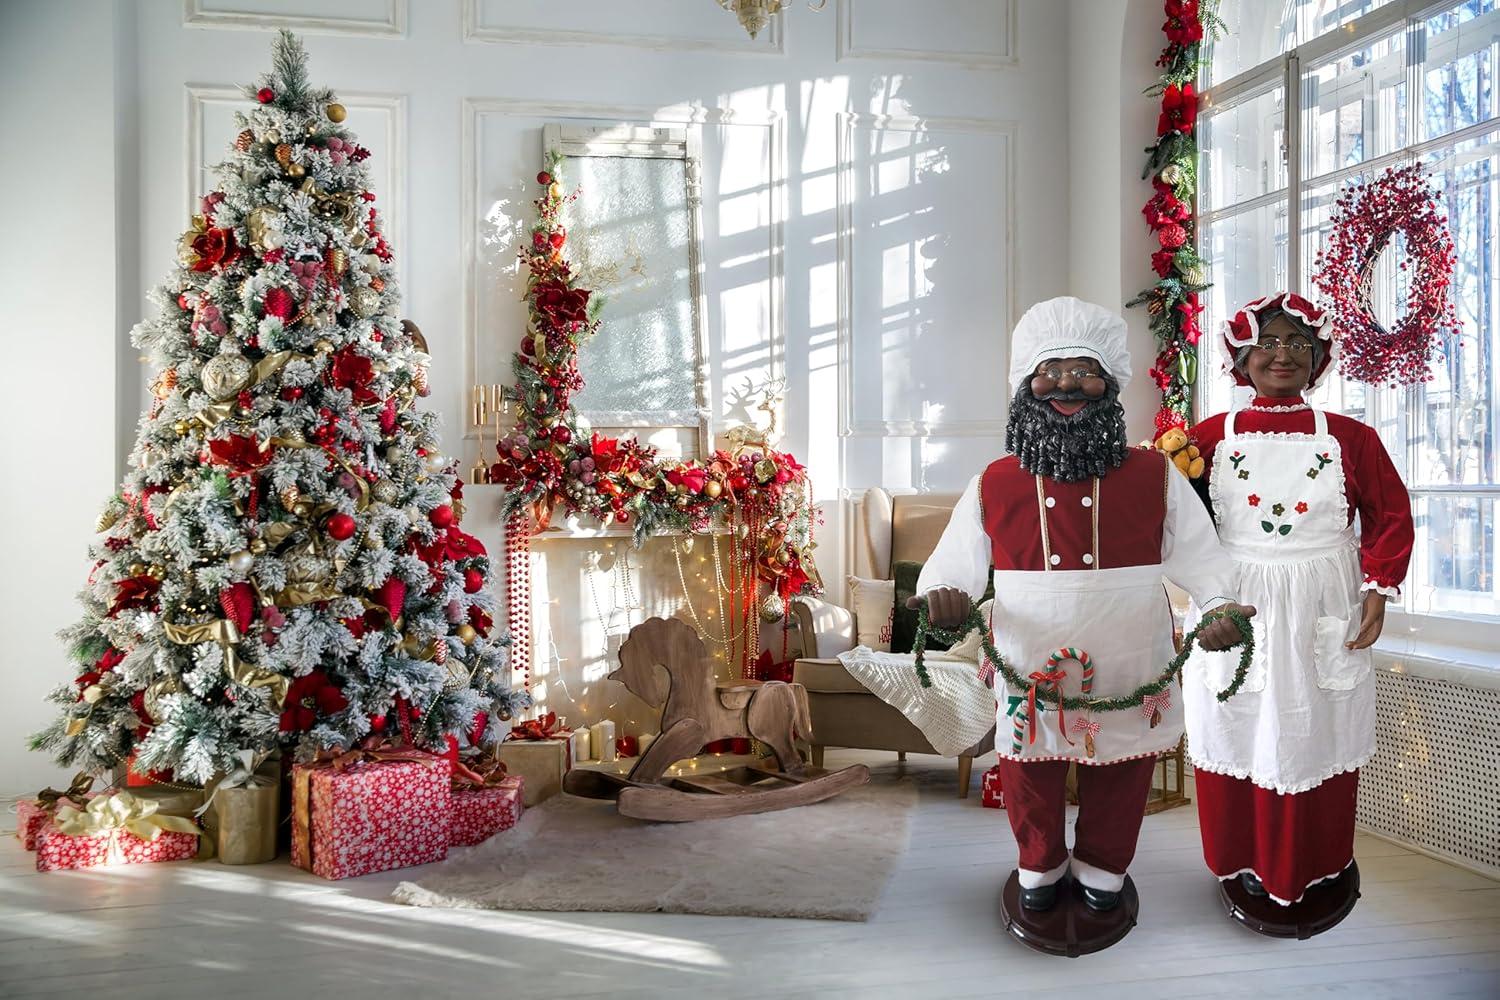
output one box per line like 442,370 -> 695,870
1182,293 -> 1413,932
915,297 -> 1254,917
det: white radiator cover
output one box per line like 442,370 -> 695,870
1359,671 -> 1500,878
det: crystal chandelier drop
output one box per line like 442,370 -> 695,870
718,0 -> 825,41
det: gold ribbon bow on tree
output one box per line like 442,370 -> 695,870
52,793 -> 200,863
162,617 -> 290,708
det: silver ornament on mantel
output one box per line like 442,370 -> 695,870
201,348 -> 254,401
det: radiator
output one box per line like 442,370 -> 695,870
1359,670 -> 1500,876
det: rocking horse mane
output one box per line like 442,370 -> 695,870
608,616 -> 709,709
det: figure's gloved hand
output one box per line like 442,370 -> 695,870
906,587 -> 970,629
1197,603 -> 1256,651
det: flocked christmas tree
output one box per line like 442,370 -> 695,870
31,31 -> 529,784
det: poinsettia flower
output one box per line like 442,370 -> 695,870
108,575 -> 161,617
532,280 -> 591,329
329,345 -> 380,404
1164,5 -> 1203,46
591,433 -> 621,474
279,671 -> 349,732
97,647 -> 126,672
1158,83 -> 1197,136
1152,250 -> 1176,277
208,434 -> 274,474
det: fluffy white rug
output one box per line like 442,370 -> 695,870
391,772 -> 917,921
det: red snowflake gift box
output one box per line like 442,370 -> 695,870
16,774 -> 95,851
291,749 -> 451,880
981,765 -> 1004,809
34,792 -> 199,872
449,761 -> 524,847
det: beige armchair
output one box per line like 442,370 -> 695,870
792,489 -> 995,797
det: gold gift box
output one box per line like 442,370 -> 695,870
495,739 -> 569,806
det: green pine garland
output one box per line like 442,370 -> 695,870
910,599 -> 1253,709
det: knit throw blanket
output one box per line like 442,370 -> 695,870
835,646 -> 996,756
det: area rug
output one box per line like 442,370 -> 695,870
391,771 -> 917,921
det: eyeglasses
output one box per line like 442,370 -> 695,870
1037,367 -> 1104,381
1252,338 -> 1315,355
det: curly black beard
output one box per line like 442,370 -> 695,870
1005,375 -> 1128,482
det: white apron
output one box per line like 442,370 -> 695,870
991,563 -> 1185,765
1184,409 -> 1375,794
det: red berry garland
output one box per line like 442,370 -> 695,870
1312,163 -> 1459,386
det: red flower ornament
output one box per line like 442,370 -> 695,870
1157,83 -> 1197,136
279,671 -> 349,732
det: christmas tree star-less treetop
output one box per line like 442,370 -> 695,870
31,31 -> 529,785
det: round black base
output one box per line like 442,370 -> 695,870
1218,861 -> 1361,940
998,871 -> 1139,958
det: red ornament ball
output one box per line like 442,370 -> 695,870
463,568 -> 484,593
281,387 -> 304,401
256,87 -> 275,104
369,714 -> 386,733
1157,223 -> 1188,250
537,171 -> 553,185
429,505 -> 455,529
550,425 -> 572,445
325,512 -> 357,540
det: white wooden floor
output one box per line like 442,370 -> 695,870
3,749 -> 1499,999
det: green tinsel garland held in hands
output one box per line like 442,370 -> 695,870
908,599 -> 1255,709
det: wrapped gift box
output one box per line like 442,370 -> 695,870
291,755 -> 451,880
18,775 -> 101,850
34,794 -> 199,872
450,775 -> 524,847
981,765 -> 1004,809
496,739 -> 570,807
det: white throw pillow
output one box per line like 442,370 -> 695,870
847,576 -> 895,652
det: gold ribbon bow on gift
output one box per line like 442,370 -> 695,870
162,617 -> 290,709
195,750 -> 275,818
53,793 -> 200,865
35,773 -> 94,810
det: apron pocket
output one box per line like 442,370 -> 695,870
1313,615 -> 1371,691
1194,615 -> 1266,696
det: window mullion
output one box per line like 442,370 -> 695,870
1288,52 -> 1302,296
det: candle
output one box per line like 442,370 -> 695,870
590,720 -> 617,763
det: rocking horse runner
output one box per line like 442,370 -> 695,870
564,617 -> 869,821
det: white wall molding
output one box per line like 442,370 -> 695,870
461,0 -> 785,55
185,85 -> 407,281
183,0 -> 408,38
835,111 -> 1017,439
461,97 -> 785,442
835,0 -> 1017,69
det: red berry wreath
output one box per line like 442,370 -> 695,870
1312,163 -> 1459,386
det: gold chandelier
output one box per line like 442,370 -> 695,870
718,0 -> 826,41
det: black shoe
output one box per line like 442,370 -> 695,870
1240,872 -> 1269,898
1019,881 -> 1059,911
1081,885 -> 1120,912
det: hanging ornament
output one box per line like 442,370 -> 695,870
235,129 -> 255,153
349,286 -> 381,318
226,550 -> 255,575
759,592 -> 785,624
201,347 -> 254,402
325,102 -> 346,123
274,143 -> 293,169
245,205 -> 284,253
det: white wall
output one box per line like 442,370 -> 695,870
0,1 -> 127,796
0,0 -> 1141,797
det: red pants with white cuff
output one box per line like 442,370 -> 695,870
994,755 -> 1158,892
1195,768 -> 1359,905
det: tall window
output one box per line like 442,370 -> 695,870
1199,0 -> 1499,627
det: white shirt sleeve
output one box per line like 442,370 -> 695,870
916,475 -> 990,600
1162,464 -> 1238,612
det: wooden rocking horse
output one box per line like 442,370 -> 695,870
563,616 -> 869,821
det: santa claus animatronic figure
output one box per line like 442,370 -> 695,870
915,297 -> 1253,914
1182,293 -> 1413,925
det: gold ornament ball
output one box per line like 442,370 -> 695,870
456,623 -> 478,645
293,499 -> 314,518
147,564 -> 166,581
314,338 -> 335,354
227,550 -> 255,574
287,162 -> 306,178
326,103 -> 347,123
704,480 -> 723,499
249,538 -> 268,555
128,562 -> 146,577
172,420 -> 190,436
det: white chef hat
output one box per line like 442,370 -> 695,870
1007,296 -> 1132,394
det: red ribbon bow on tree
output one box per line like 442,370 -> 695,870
1025,669 -> 1073,746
